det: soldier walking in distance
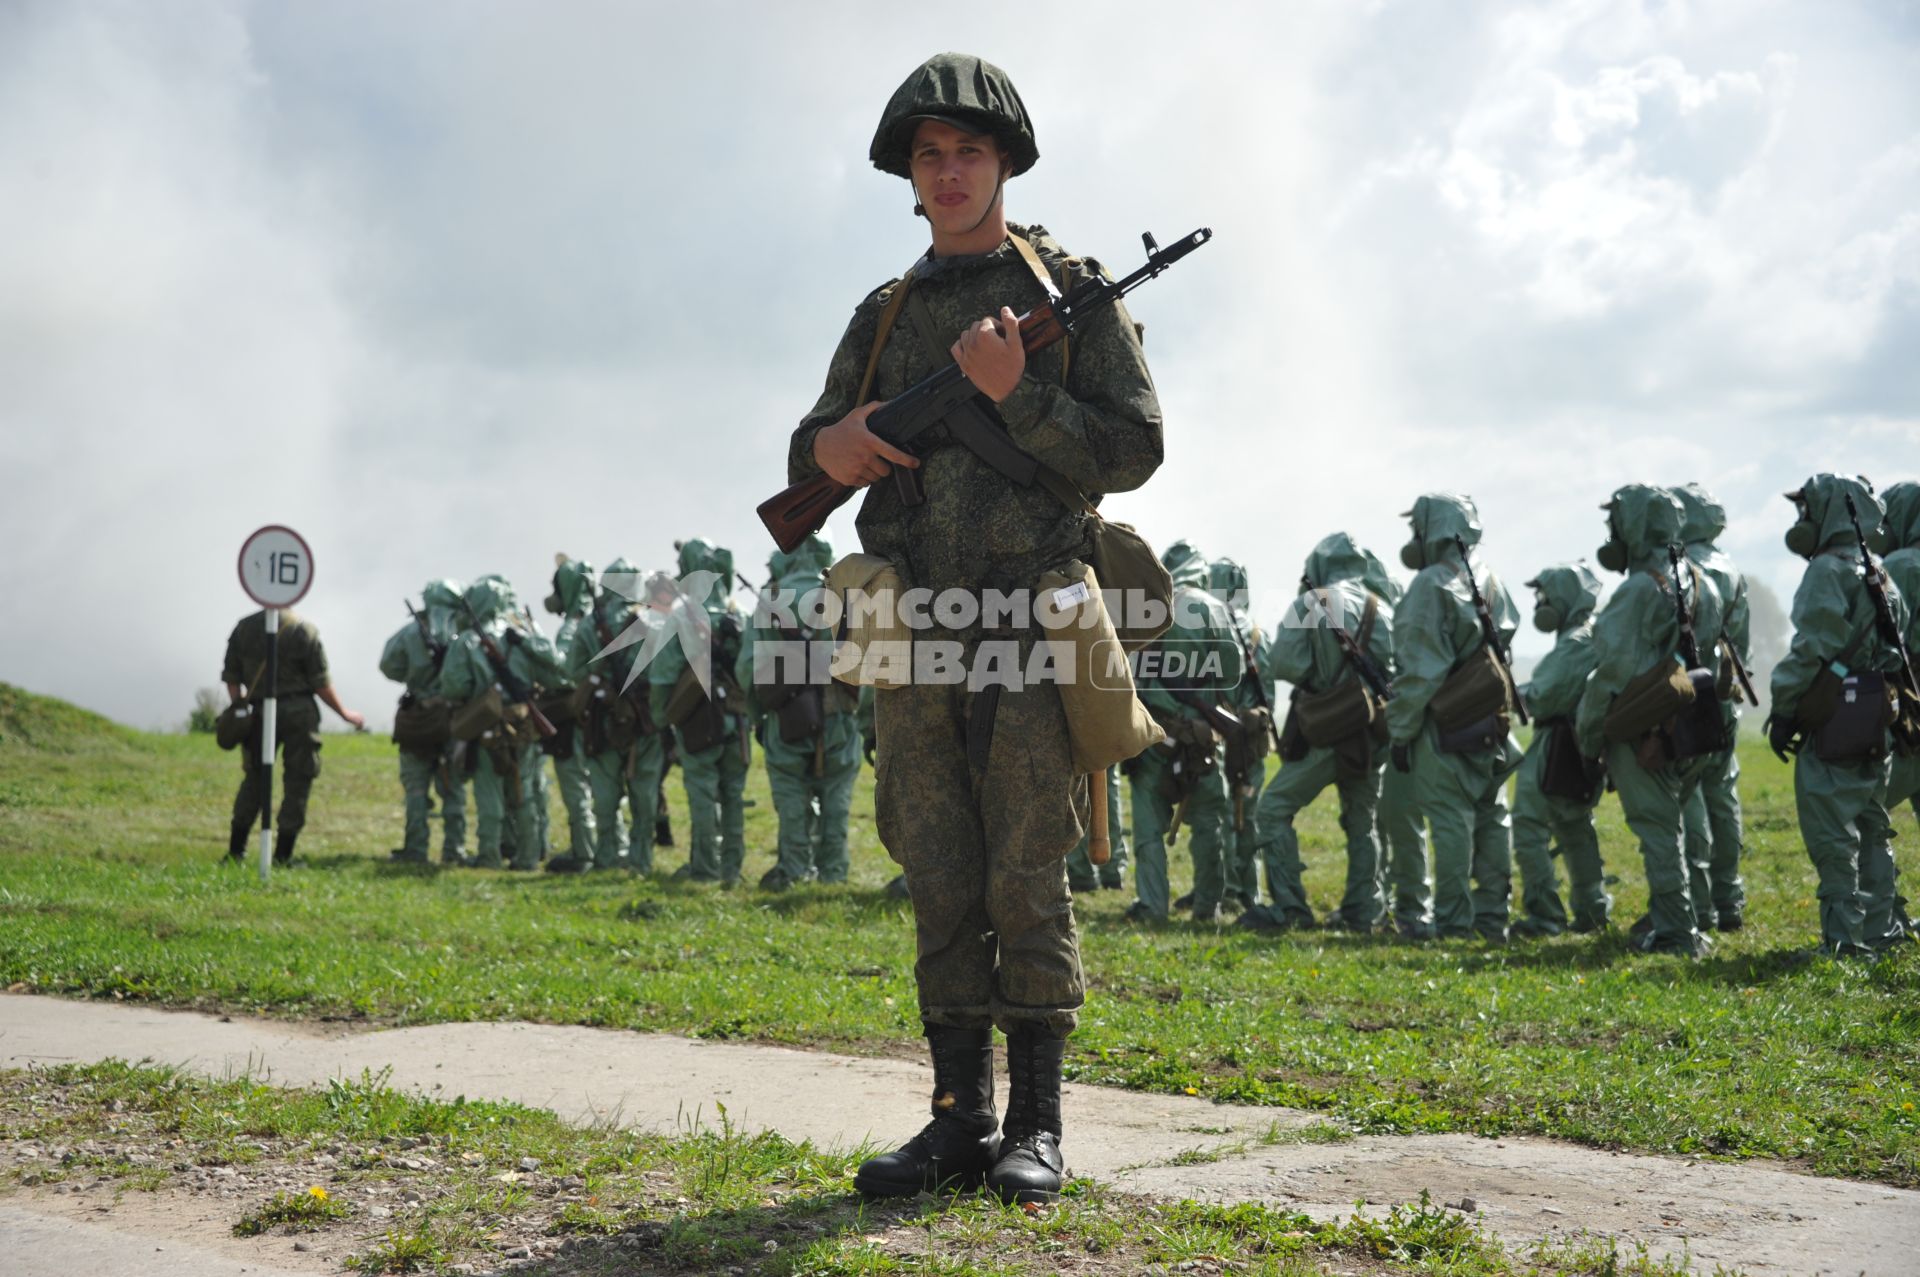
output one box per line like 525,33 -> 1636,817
791,55 -> 1161,1203
222,607 -> 365,864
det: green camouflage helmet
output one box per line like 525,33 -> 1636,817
870,53 -> 1038,179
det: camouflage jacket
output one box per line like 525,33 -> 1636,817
787,223 -> 1162,600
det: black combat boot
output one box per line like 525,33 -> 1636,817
273,828 -> 299,866
987,1028 -> 1067,1204
225,823 -> 250,863
854,1026 -> 1000,1197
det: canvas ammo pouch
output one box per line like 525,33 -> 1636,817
665,665 -> 735,754
496,699 -> 538,747
393,694 -> 452,752
824,553 -> 912,688
1538,717 -> 1604,803
1809,669 -> 1896,763
776,685 -> 826,744
1293,680 -> 1376,750
1602,658 -> 1695,745
1430,644 -> 1513,734
1033,560 -> 1164,774
449,686 -> 506,742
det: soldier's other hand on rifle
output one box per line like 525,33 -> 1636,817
952,305 -> 1025,402
814,402 -> 921,488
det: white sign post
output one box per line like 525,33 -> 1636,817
237,526 -> 314,885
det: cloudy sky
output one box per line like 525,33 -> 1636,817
2,0 -> 1915,729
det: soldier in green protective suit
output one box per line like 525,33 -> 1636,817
1362,563 -> 1433,938
650,538 -> 750,885
223,609 -> 365,865
737,534 -> 863,890
1124,541 -> 1241,925
1509,562 -> 1608,936
379,579 -> 470,865
801,55 -> 1162,1205
1576,485 -> 1726,957
1242,533 -> 1393,933
1064,765 -> 1128,892
1767,474 -> 1911,956
1387,494 -> 1522,943
1882,482 -> 1920,875
566,559 -> 669,872
438,575 -> 568,871
1209,557 -> 1273,908
540,557 -> 600,873
1672,484 -> 1752,932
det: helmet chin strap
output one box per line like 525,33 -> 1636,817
912,167 -> 1009,233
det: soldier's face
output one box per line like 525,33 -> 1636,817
911,120 -> 1007,232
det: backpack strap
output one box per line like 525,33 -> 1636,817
855,266 -> 919,407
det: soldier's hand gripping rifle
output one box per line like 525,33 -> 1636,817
458,597 -> 558,739
1453,535 -> 1528,727
758,228 -> 1215,553
1844,493 -> 1920,750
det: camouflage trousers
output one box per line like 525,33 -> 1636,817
231,698 -> 322,842
874,639 -> 1086,1038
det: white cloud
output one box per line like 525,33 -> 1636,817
0,0 -> 1914,724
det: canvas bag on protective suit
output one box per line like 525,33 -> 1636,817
1291,592 -> 1385,749
1033,559 -> 1164,774
825,553 -> 913,689
1602,658 -> 1695,745
393,695 -> 452,752
1810,670 -> 1896,763
450,686 -> 506,742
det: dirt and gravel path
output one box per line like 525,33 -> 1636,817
3,993 -> 1914,1274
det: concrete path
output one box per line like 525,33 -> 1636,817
4,993 -> 1915,1275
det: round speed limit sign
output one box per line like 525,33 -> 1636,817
238,525 -> 314,609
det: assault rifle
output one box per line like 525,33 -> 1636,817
758,228 -> 1214,552
1720,638 -> 1759,706
405,599 -> 447,670
1666,544 -> 1703,670
1313,589 -> 1393,704
458,598 -> 558,739
1844,493 -> 1920,750
1230,617 -> 1284,755
1453,535 -> 1529,727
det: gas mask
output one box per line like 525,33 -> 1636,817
1399,540 -> 1425,571
1596,506 -> 1628,573
1532,600 -> 1563,634
1784,495 -> 1820,559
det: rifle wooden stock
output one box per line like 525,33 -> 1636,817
1088,767 -> 1111,866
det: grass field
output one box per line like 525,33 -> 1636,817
1,681 -> 1915,1191
0,1060 -> 1700,1276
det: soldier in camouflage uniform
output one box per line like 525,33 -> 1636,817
379,579 -> 470,866
438,575 -> 568,871
797,56 -> 1160,1205
222,609 -> 365,864
1883,482 -> 1920,863
1124,540 -> 1241,925
650,538 -> 750,885
541,557 -> 601,873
